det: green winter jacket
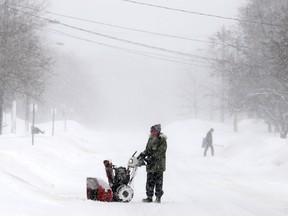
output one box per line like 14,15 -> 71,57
143,133 -> 167,172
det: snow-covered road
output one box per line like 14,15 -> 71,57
0,119 -> 287,216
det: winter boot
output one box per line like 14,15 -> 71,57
154,197 -> 161,203
142,197 -> 153,203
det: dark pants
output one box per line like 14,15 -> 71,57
204,144 -> 214,156
146,172 -> 164,198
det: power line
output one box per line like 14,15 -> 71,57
51,21 -> 219,61
120,0 -> 283,28
43,28 -> 211,67
8,2 -> 240,48
10,7 -> 218,62
8,3 -> 254,52
11,7 -> 263,69
44,20 -> 249,64
44,18 -> 261,67
47,29 -> 217,69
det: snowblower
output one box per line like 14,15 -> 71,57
86,151 -> 145,202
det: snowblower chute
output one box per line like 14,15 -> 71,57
86,151 -> 145,202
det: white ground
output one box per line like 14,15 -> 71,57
0,119 -> 288,216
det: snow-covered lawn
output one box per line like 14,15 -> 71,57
0,119 -> 287,216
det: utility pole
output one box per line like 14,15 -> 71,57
220,42 -> 226,123
209,84 -> 215,121
0,89 -> 3,135
62,104 -> 67,132
52,108 -> 56,136
193,80 -> 198,119
25,96 -> 30,132
218,26 -> 228,123
11,101 -> 16,133
233,40 -> 240,133
32,104 -> 35,145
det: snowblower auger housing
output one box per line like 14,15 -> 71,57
86,151 -> 145,202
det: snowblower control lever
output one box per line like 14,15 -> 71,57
132,151 -> 137,157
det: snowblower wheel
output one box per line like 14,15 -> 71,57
115,185 -> 134,202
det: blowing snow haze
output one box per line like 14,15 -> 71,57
2,1 -> 288,215
44,0 -> 243,129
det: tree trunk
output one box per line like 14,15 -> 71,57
280,121 -> 288,139
0,103 -> 2,135
267,122 -> 272,133
274,123 -> 280,133
280,130 -> 288,139
11,101 -> 16,134
220,76 -> 225,123
0,89 -> 4,135
209,86 -> 214,121
193,84 -> 198,119
233,109 -> 238,132
25,95 -> 30,132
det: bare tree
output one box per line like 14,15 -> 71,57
0,0 -> 52,134
208,0 -> 288,137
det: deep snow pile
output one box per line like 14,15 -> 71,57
0,119 -> 287,216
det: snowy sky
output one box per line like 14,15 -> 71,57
46,0 -> 245,129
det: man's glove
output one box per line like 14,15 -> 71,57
137,152 -> 145,160
145,156 -> 155,163
136,152 -> 146,166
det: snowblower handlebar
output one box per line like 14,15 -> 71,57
127,151 -> 146,168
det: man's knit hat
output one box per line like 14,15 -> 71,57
150,124 -> 161,133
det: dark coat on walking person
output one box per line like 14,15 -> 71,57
204,128 -> 214,156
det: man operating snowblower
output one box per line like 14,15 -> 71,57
86,124 -> 167,203
139,124 -> 167,203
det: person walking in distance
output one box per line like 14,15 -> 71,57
204,128 -> 214,157
140,124 -> 167,203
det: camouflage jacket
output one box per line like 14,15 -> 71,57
143,133 -> 167,172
